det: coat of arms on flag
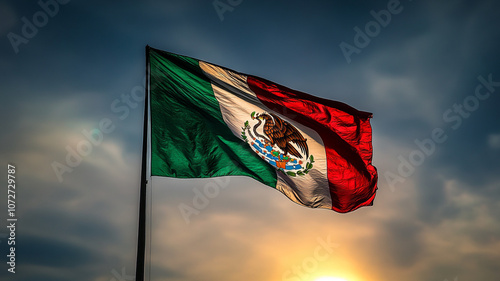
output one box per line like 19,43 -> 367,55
242,111 -> 314,177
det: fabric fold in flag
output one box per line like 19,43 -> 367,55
149,47 -> 378,213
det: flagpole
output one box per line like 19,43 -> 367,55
136,45 -> 150,281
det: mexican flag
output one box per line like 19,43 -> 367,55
149,47 -> 378,213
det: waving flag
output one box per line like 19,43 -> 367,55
148,47 -> 377,213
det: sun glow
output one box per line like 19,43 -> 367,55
314,277 -> 348,281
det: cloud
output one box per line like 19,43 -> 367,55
0,95 -> 142,280
488,134 -> 500,150
19,234 -> 99,267
411,178 -> 500,281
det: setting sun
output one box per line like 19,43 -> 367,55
315,277 -> 348,281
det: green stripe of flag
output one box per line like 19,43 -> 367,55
149,49 -> 277,187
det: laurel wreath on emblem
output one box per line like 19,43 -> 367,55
241,111 -> 315,177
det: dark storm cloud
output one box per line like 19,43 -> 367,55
18,234 -> 99,267
21,207 -> 120,248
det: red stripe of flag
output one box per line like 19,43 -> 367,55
247,76 -> 378,213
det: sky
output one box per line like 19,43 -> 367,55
1,0 -> 500,280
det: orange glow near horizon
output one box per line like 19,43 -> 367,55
314,277 -> 348,281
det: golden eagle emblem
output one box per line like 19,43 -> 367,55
253,112 -> 309,159
241,111 -> 314,177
